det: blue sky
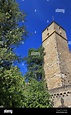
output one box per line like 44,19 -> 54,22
15,0 -> 71,75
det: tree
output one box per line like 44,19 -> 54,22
0,0 -> 27,69
0,66 -> 25,108
24,46 -> 45,81
23,78 -> 52,108
0,0 -> 27,107
23,47 -> 52,108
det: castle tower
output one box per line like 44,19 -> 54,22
42,21 -> 71,107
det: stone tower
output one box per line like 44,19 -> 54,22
42,21 -> 71,107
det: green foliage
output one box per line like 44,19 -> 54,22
24,46 -> 45,80
0,0 -> 27,107
0,47 -> 20,69
23,47 -> 52,108
23,78 -> 52,108
0,0 -> 27,69
0,0 -> 52,108
0,66 -> 25,108
0,0 -> 26,46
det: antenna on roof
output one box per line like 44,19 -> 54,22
52,16 -> 54,21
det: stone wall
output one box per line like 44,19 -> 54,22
43,33 -> 62,90
42,21 -> 71,107
55,33 -> 71,86
49,85 -> 71,107
42,21 -> 71,89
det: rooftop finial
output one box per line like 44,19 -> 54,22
52,16 -> 54,21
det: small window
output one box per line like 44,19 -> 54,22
67,92 -> 70,94
56,96 -> 58,98
47,33 -> 49,36
60,93 -> 62,95
47,28 -> 48,31
59,26 -> 61,29
64,92 -> 66,94
57,94 -> 59,96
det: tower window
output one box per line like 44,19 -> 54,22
47,33 -> 49,36
47,28 -> 48,31
57,94 -> 59,96
59,26 -> 62,34
60,93 -> 62,95
67,92 -> 70,94
59,26 -> 61,29
64,92 -> 66,94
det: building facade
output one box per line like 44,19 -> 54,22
42,21 -> 71,107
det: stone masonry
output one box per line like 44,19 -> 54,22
42,21 -> 71,107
